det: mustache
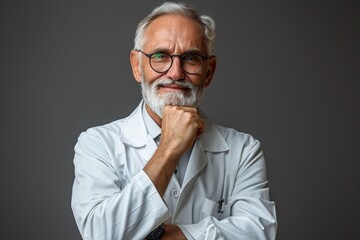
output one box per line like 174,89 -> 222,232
152,79 -> 193,89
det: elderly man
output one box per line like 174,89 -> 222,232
71,2 -> 277,240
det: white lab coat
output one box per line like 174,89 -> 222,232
71,101 -> 277,240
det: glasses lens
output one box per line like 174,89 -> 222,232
150,53 -> 171,72
182,54 -> 204,74
149,52 -> 205,74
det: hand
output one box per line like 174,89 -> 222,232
143,105 -> 205,196
159,105 -> 205,157
162,224 -> 187,240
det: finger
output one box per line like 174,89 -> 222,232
175,106 -> 198,113
192,115 -> 205,139
196,121 -> 205,139
162,105 -> 197,116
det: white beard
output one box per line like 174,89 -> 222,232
141,77 -> 205,118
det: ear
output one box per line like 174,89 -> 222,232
130,50 -> 142,83
204,56 -> 217,87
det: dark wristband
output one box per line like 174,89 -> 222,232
145,224 -> 165,240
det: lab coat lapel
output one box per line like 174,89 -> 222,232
120,100 -> 158,162
143,136 -> 158,162
181,141 -> 208,189
120,101 -> 148,148
181,115 -> 230,189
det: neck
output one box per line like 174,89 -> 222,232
145,103 -> 162,127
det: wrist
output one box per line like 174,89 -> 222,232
162,224 -> 187,240
157,141 -> 184,161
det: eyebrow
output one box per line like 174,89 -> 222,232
149,48 -> 204,55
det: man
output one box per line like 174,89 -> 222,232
71,2 -> 277,240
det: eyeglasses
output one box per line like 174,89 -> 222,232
137,50 -> 211,75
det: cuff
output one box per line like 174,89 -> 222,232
178,225 -> 195,240
133,170 -> 171,222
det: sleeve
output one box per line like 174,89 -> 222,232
71,130 -> 171,240
178,139 -> 277,240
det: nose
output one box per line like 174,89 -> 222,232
166,56 -> 184,80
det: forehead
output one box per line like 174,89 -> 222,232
143,14 -> 206,53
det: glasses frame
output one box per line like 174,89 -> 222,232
137,50 -> 212,75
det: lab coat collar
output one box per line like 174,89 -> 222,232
197,111 -> 230,152
120,101 -> 230,152
120,101 -> 148,147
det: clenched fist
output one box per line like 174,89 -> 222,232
160,105 -> 205,156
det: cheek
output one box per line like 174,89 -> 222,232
142,66 -> 164,84
188,75 -> 207,87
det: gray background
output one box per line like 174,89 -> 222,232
1,0 -> 359,239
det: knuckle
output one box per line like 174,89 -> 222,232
171,105 -> 180,112
163,105 -> 170,111
183,112 -> 195,124
164,105 -> 176,114
183,111 -> 192,118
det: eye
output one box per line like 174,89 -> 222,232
151,53 -> 169,61
183,54 -> 202,64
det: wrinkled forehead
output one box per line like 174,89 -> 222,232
143,14 -> 207,53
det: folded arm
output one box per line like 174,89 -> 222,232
71,130 -> 170,240
178,141 -> 277,240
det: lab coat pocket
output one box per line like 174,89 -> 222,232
201,198 -> 218,219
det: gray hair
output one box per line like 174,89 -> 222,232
133,2 -> 216,55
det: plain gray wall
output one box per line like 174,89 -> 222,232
1,0 -> 359,239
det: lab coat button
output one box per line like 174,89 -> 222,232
172,189 -> 179,198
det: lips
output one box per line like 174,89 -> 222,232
158,84 -> 190,91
